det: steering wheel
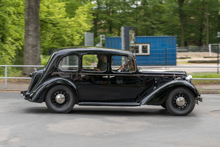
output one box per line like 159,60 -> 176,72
121,66 -> 129,72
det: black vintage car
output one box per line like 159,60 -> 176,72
21,47 -> 202,115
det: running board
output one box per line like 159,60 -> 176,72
78,102 -> 141,106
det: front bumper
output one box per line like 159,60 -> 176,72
195,95 -> 203,104
21,91 -> 31,101
20,90 -> 27,97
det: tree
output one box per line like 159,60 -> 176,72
63,0 -> 89,18
181,0 -> 219,46
0,0 -> 24,65
178,0 -> 185,46
23,0 -> 41,75
23,0 -> 94,75
40,0 -> 94,55
90,0 -> 167,39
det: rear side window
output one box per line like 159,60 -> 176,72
82,54 -> 107,71
58,55 -> 78,70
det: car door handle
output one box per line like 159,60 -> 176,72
102,75 -> 115,78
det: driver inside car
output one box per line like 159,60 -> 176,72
118,58 -> 134,72
95,55 -> 107,71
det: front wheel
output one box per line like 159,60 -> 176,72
45,85 -> 75,113
166,87 -> 195,116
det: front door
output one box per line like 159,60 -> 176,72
77,54 -> 109,102
108,55 -> 143,102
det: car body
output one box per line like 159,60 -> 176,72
21,47 -> 202,115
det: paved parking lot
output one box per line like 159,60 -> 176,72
0,92 -> 220,147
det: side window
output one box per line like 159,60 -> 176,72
130,44 -> 150,55
82,54 -> 107,71
111,55 -> 135,72
59,55 -> 78,70
141,45 -> 149,54
130,45 -> 139,54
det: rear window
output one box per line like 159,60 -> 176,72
58,55 -> 78,70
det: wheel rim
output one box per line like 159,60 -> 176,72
172,92 -> 190,110
55,94 -> 66,104
51,90 -> 70,108
176,97 -> 185,106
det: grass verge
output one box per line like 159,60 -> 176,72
191,72 -> 220,85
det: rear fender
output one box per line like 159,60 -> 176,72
30,77 -> 77,103
140,80 -> 200,105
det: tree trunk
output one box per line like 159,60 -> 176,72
108,9 -> 112,34
206,3 -> 209,47
198,27 -> 203,46
23,0 -> 41,75
93,13 -> 98,38
178,0 -> 185,47
93,1 -> 99,38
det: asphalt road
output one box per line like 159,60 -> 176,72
0,92 -> 220,147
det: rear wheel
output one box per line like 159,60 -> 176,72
166,87 -> 195,116
45,85 -> 75,113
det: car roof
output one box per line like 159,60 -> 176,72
54,47 -> 133,56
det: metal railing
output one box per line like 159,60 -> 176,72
0,65 -> 44,88
177,46 -> 219,52
1,65 -> 220,89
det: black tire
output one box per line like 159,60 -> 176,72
166,87 -> 195,116
45,85 -> 75,113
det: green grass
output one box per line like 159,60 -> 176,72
190,72 -> 220,85
192,80 -> 220,85
191,72 -> 220,78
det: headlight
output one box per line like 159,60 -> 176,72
185,75 -> 192,82
29,73 -> 33,77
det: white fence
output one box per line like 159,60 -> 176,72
1,65 -> 220,88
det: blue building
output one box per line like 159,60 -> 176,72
105,36 -> 177,66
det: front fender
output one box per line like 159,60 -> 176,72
29,77 -> 77,103
140,80 -> 200,105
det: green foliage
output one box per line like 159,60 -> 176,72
40,0 -> 94,55
0,0 -> 25,65
0,0 -> 94,68
219,0 -> 220,14
41,55 -> 50,65
7,67 -> 23,77
62,0 -> 90,18
82,54 -> 97,66
90,0 -> 220,46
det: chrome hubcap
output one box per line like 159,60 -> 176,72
176,97 -> 186,107
55,94 -> 66,104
